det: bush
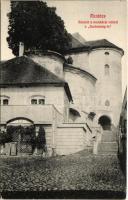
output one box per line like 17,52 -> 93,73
0,130 -> 12,145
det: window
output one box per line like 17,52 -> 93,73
105,100 -> 110,106
3,99 -> 9,105
31,96 -> 45,105
0,96 -> 9,105
31,99 -> 37,105
105,64 -> 110,75
105,52 -> 109,55
39,99 -> 45,105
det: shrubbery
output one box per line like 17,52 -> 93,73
0,130 -> 12,145
0,125 -> 47,152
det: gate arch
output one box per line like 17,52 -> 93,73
7,117 -> 34,126
98,115 -> 111,130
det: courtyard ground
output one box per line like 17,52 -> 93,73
0,150 -> 126,199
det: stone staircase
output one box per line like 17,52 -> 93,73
97,129 -> 118,155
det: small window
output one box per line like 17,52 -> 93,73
105,64 -> 110,75
31,96 -> 45,105
39,99 -> 45,105
105,52 -> 109,55
105,100 -> 110,106
0,96 -> 9,105
3,99 -> 9,105
31,99 -> 37,105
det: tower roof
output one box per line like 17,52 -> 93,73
85,39 -> 124,53
65,35 -> 124,55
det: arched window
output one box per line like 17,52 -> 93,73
105,100 -> 110,106
30,95 -> 45,105
0,96 -> 10,105
105,52 -> 109,55
105,64 -> 110,75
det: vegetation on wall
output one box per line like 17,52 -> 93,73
0,125 -> 47,153
7,125 -> 35,144
0,130 -> 12,145
7,1 -> 72,56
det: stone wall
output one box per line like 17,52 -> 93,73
64,66 -> 96,116
56,123 -> 92,155
65,52 -> 89,71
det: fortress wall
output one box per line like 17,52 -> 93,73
64,68 -> 96,114
65,52 -> 89,71
28,53 -> 64,79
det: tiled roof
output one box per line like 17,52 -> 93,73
0,56 -> 65,85
0,56 -> 73,101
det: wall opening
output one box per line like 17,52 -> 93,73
98,115 -> 111,130
104,64 -> 110,75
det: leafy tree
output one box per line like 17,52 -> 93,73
7,1 -> 71,56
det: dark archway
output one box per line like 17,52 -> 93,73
98,115 -> 111,130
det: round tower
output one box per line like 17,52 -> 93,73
88,43 -> 124,127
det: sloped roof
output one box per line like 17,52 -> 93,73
85,39 -> 124,52
66,36 -> 124,54
0,56 -> 73,101
0,56 -> 65,85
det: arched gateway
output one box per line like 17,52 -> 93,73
6,118 -> 35,155
98,115 -> 111,130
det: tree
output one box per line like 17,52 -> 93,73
36,126 -> 46,151
7,1 -> 72,56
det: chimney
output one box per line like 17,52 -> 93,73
19,42 -> 24,56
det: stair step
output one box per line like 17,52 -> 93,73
96,127 -> 118,155
101,134 -> 117,142
98,142 -> 118,153
98,152 -> 117,155
101,130 -> 117,142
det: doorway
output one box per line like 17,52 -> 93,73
98,115 -> 111,130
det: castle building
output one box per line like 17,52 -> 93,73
0,33 -> 124,156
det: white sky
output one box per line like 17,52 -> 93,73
1,0 -> 127,95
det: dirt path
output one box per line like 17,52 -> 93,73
0,150 -> 126,198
